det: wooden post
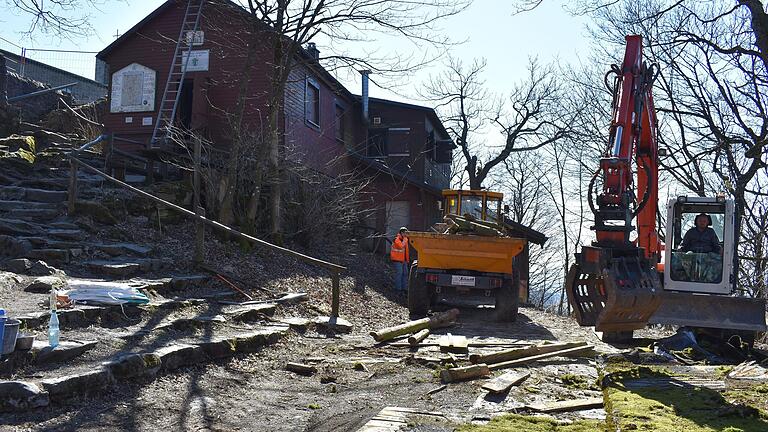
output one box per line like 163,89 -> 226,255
193,136 -> 204,264
67,159 -> 78,215
331,270 -> 340,318
104,133 -> 114,173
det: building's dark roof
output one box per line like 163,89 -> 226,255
503,217 -> 548,246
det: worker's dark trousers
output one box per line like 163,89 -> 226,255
393,261 -> 408,291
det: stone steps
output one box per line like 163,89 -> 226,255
82,258 -> 173,277
0,324 -> 289,412
0,186 -> 67,203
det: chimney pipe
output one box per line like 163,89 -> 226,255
307,42 -> 320,60
360,70 -> 371,124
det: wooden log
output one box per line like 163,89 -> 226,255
285,362 -> 317,375
526,397 -> 604,413
408,329 -> 430,346
488,345 -> 595,371
388,341 -> 528,348
370,308 -> 460,343
481,371 -> 530,394
470,341 -> 588,364
441,364 -> 490,383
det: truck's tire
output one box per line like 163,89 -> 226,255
495,276 -> 519,322
408,262 -> 429,318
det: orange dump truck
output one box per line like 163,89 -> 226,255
407,190 -> 527,321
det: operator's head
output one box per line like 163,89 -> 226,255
399,227 -> 408,236
695,213 -> 712,230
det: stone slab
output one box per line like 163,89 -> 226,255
0,381 -> 49,412
40,368 -> 114,400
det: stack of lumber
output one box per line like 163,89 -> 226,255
442,214 -> 505,237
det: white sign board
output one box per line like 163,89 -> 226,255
181,50 -> 209,72
185,31 -> 205,46
110,63 -> 156,113
451,275 -> 476,287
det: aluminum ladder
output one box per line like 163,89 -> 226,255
149,0 -> 205,149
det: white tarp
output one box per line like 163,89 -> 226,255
63,279 -> 150,306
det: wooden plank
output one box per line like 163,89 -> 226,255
488,345 -> 595,371
388,341 -> 528,348
481,371 -> 530,393
439,334 -> 468,354
526,397 -> 604,413
441,364 -> 490,383
285,362 -> 317,375
470,341 -> 588,364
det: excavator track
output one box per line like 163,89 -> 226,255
566,255 -> 662,333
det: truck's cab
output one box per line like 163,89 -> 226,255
442,190 -> 504,222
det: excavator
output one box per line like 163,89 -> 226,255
565,35 -> 766,342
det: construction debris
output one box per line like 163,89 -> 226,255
470,341 -> 590,364
408,329 -> 430,346
481,371 -> 530,394
285,362 -> 317,376
488,345 -> 595,371
525,397 -> 604,413
370,308 -> 459,343
439,334 -> 469,354
440,364 -> 490,383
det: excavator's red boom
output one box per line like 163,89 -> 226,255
566,35 -> 663,334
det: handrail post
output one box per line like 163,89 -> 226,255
193,136 -> 204,264
331,270 -> 341,318
67,158 -> 78,215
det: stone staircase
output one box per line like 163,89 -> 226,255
0,138 -> 309,414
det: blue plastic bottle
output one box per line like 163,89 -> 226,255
0,308 -> 6,356
48,292 -> 59,348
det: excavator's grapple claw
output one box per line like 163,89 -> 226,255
566,248 -> 662,333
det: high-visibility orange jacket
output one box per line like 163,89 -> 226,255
390,234 -> 409,263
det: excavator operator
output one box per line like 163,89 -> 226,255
680,213 -> 721,254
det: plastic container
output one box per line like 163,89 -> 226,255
0,309 -> 5,356
2,318 -> 20,355
15,333 -> 35,351
48,311 -> 59,348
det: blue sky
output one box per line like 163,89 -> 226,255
0,0 -> 589,101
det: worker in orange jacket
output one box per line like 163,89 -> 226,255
391,227 -> 410,292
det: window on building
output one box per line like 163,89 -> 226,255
335,104 -> 345,142
387,128 -> 410,156
306,79 -> 320,126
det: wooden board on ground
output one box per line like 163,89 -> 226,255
470,341 -> 588,364
439,334 -> 468,354
526,397 -> 604,413
481,371 -> 531,394
357,407 -> 445,432
488,345 -> 595,371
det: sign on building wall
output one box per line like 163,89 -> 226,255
110,63 -> 156,113
181,50 -> 209,72
185,31 -> 205,46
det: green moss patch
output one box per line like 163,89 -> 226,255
457,414 -> 605,432
603,365 -> 768,431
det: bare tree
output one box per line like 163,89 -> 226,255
3,0 -> 113,39
208,0 -> 469,241
423,57 -> 573,190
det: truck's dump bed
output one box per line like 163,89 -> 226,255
408,232 -> 526,274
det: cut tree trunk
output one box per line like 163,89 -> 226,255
370,309 -> 459,343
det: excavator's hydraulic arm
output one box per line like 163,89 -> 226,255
566,35 -> 663,333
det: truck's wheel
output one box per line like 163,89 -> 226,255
408,262 -> 429,318
495,277 -> 519,322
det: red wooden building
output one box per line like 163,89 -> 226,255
96,0 -> 454,239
